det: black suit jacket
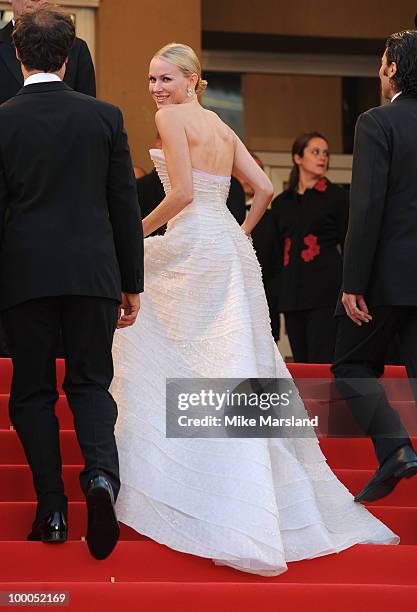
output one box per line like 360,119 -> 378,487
227,177 -> 246,225
136,169 -> 166,236
251,209 -> 281,339
251,209 -> 281,289
341,94 -> 417,308
0,21 -> 96,104
0,81 -> 143,311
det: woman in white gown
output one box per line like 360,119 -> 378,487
110,43 -> 398,576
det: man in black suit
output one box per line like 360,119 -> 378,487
331,30 -> 417,503
0,6 -> 143,559
0,0 -> 96,104
0,1 -> 96,356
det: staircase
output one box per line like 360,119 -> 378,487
1,359 -> 416,611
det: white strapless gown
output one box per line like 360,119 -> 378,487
110,148 -> 398,576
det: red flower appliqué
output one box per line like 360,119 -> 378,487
314,177 -> 327,192
301,234 -> 320,262
283,237 -> 291,266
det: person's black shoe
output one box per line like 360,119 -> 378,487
27,511 -> 67,543
86,475 -> 119,560
355,444 -> 417,503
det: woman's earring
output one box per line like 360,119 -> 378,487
187,87 -> 194,97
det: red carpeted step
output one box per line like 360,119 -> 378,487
1,502 -> 416,544
0,358 -> 411,382
287,364 -> 416,407
2,464 -> 417,504
0,582 -> 415,612
1,400 -> 417,442
321,437 -> 417,469
289,398 -> 417,437
0,357 -> 416,607
0,395 -> 10,429
0,430 -> 83,464
320,437 -> 379,469
2,396 -> 416,437
0,582 -> 416,612
2,399 -> 416,434
0,358 -> 65,393
0,357 -> 412,390
305,399 -> 417,435
1,357 -> 416,436
4,429 -> 416,470
0,465 -> 83,501
0,359 -> 13,393
0,502 -> 146,541
0,395 -> 74,430
0,541 -> 416,584
293,380 -> 415,402
287,363 -> 408,379
368,505 -> 417,542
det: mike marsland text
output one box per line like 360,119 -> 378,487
177,414 -> 319,427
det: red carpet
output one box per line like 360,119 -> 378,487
0,358 -> 416,610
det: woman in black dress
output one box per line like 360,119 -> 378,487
271,132 -> 349,363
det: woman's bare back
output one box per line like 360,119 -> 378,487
164,103 -> 236,177
148,100 -> 272,238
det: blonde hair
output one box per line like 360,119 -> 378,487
154,42 -> 208,95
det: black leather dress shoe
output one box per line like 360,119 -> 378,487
86,475 -> 119,560
355,444 -> 417,503
27,511 -> 67,543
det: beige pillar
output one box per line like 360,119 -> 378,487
202,0 -> 417,39
96,0 -> 201,170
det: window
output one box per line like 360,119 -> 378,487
202,71 -> 244,139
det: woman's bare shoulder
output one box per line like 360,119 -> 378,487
203,107 -> 230,128
203,109 -> 236,141
202,107 -> 220,119
155,104 -> 189,125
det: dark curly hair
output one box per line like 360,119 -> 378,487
13,4 -> 75,73
386,30 -> 417,97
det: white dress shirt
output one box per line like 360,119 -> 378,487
24,73 -> 62,86
391,91 -> 402,103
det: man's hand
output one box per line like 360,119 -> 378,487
117,292 -> 140,329
341,292 -> 372,326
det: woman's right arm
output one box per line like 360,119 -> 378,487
141,107 -> 194,237
232,134 -> 274,235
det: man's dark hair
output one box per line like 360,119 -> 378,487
13,4 -> 75,73
386,30 -> 417,97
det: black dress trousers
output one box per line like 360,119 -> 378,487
2,295 -> 120,525
284,307 -> 337,363
331,306 -> 416,464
